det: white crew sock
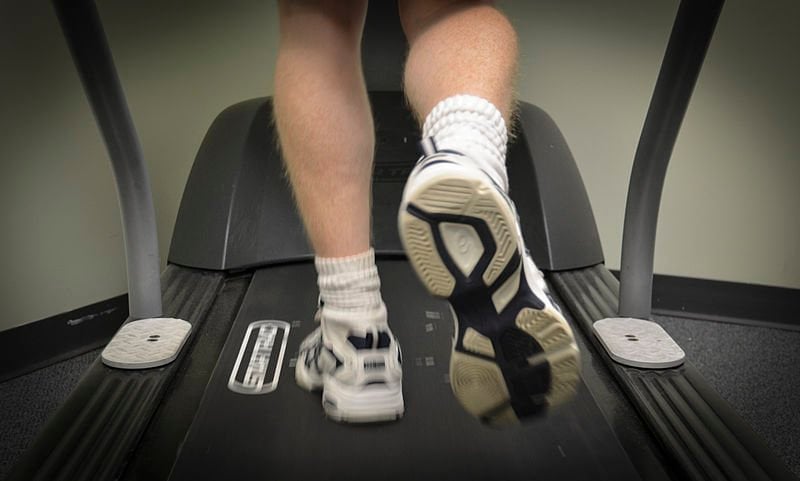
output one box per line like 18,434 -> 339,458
315,248 -> 386,330
422,94 -> 510,192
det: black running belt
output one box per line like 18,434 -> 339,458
169,260 -> 642,481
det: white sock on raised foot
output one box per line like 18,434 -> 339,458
421,94 -> 510,192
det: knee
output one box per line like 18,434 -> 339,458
398,0 -> 498,43
278,0 -> 369,48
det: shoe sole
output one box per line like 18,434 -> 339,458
399,171 -> 580,423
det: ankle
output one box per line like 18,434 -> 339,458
316,248 -> 385,328
321,302 -> 389,346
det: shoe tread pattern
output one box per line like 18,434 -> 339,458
400,172 -> 580,422
410,177 -> 515,287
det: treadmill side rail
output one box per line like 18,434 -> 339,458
551,265 -> 797,481
5,266 -> 224,481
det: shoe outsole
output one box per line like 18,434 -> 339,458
399,172 -> 580,423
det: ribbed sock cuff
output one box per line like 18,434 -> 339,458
422,94 -> 509,191
315,248 -> 383,313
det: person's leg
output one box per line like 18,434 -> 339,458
398,0 -> 580,424
274,0 -> 372,258
401,0 -> 517,125
401,0 -> 516,193
275,0 -> 403,423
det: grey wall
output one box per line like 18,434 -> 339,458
1,0 -> 797,331
509,0 -> 800,293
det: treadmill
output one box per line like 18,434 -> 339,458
7,0 -> 797,480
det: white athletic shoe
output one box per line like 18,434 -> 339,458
295,302 -> 404,423
398,140 -> 581,424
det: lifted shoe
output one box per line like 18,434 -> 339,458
399,142 -> 581,424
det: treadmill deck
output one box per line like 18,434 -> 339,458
169,261 -> 641,481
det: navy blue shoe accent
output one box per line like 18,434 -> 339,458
305,340 -> 344,374
348,333 -> 374,350
418,137 -> 468,158
416,158 -> 459,173
304,342 -> 321,370
347,331 -> 393,350
405,202 -> 552,416
377,332 -> 391,349
330,348 -> 344,369
413,143 -> 508,196
419,137 -> 438,156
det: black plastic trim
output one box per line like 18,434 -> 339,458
168,93 -> 605,273
610,270 -> 800,330
0,295 -> 128,383
120,274 -> 251,481
512,102 -> 605,270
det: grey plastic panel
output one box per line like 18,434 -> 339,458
510,103 -> 604,271
168,94 -> 423,270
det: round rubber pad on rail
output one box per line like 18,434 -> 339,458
102,317 -> 191,369
593,317 -> 685,369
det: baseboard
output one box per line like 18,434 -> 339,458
610,270 -> 800,330
0,295 -> 128,382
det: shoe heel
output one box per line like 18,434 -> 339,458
514,308 -> 581,407
400,172 -> 518,296
449,350 -> 509,418
398,210 -> 456,298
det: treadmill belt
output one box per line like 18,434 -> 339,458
169,260 -> 641,481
